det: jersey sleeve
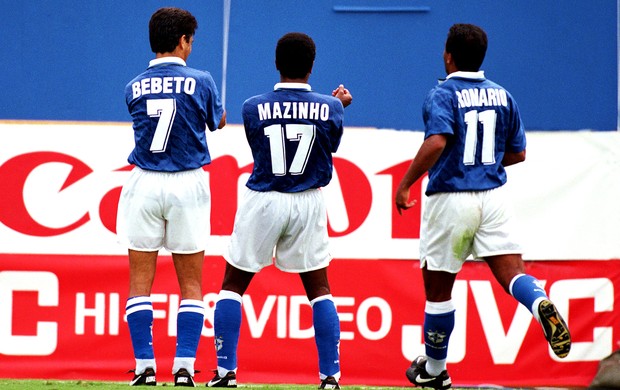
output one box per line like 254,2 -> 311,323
241,97 -> 259,141
423,87 -> 455,139
329,99 -> 345,153
505,95 -> 526,153
201,72 -> 225,132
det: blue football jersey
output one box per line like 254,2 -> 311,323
423,71 -> 526,195
125,57 -> 224,172
242,83 -> 345,192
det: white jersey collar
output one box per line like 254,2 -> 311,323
274,82 -> 311,91
148,57 -> 187,68
446,71 -> 485,80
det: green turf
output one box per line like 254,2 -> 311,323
0,379 -> 487,390
0,380 -> 418,390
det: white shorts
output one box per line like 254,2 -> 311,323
116,167 -> 211,253
225,188 -> 332,273
420,185 -> 523,273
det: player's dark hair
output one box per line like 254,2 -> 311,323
276,32 -> 316,79
445,24 -> 487,71
149,7 -> 197,54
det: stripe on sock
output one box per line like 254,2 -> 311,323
126,296 -> 153,316
218,290 -> 242,303
425,299 -> 455,315
179,299 -> 205,315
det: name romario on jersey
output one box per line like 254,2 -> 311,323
242,83 -> 345,192
423,71 -> 526,195
124,57 -> 224,172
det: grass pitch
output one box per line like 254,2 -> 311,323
0,380 -> 418,389
0,379 -> 585,390
0,379 -> 487,389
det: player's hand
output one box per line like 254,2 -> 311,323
395,187 -> 417,215
332,84 -> 352,108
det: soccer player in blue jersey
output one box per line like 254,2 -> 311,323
206,32 -> 351,389
116,7 -> 226,387
395,24 -> 571,389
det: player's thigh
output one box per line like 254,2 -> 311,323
275,189 -> 331,273
226,190 -> 287,273
164,169 -> 211,253
117,168 -> 166,251
420,192 -> 480,273
128,249 -> 159,296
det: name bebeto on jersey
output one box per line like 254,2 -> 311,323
131,76 -> 197,99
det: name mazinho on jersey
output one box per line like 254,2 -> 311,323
258,101 -> 330,121
131,76 -> 197,99
455,87 -> 508,109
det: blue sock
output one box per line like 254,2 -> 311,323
424,300 -> 455,363
126,296 -> 155,360
509,274 -> 548,316
175,299 -> 205,358
214,291 -> 242,375
311,295 -> 340,379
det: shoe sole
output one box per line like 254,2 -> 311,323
539,299 -> 571,358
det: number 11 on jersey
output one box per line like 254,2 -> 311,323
463,109 -> 497,165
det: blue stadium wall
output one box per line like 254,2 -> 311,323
0,0 -> 617,131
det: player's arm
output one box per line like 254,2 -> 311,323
395,134 -> 447,215
217,111 -> 227,129
332,84 -> 352,108
502,149 -> 526,167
